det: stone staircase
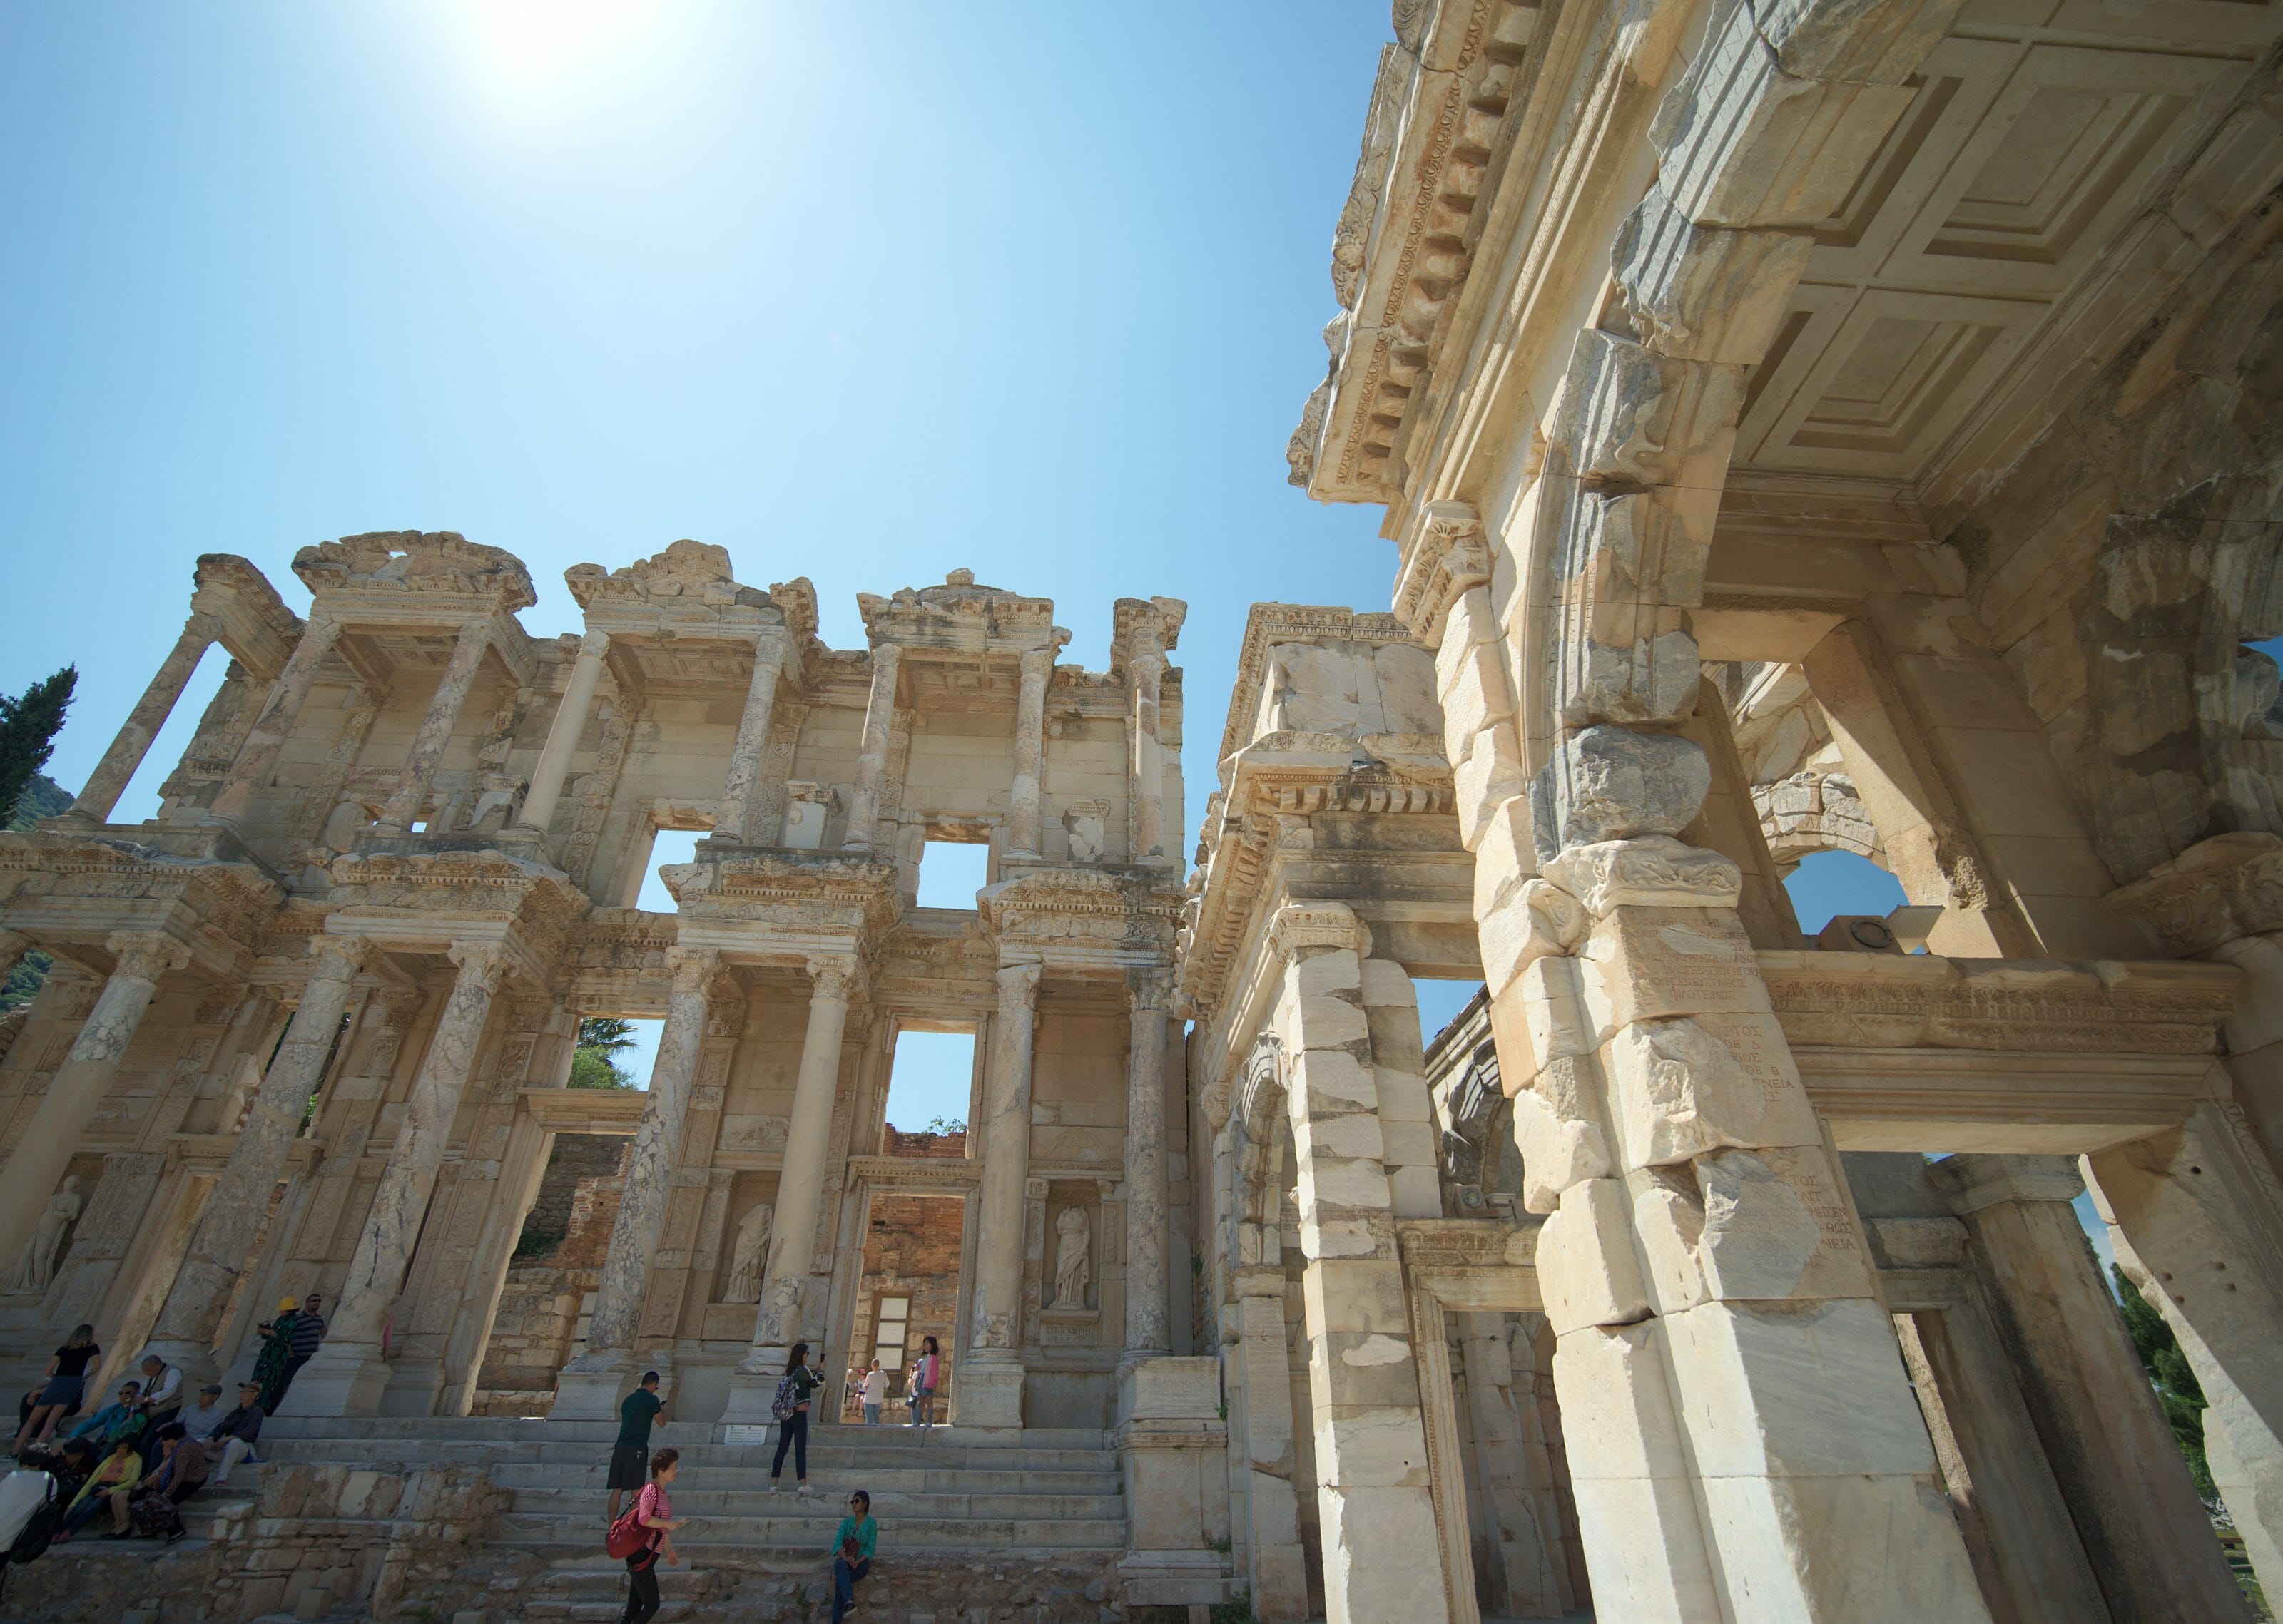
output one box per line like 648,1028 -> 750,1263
257,1416 -> 1129,1562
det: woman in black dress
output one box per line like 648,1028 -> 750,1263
14,1324 -> 98,1454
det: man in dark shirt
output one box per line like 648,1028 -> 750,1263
208,1383 -> 265,1487
278,1292 -> 327,1403
606,1371 -> 665,1523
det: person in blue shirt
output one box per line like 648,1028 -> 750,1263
67,1382 -> 145,1451
830,1488 -> 875,1623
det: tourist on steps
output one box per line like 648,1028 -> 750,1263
207,1382 -> 266,1487
14,1324 -> 98,1454
830,1488 -> 876,1624
619,1446 -> 683,1624
908,1337 -> 940,1429
769,1342 -> 819,1495
609,1371 -> 665,1523
858,1359 -> 885,1424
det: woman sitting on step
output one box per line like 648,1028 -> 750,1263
830,1488 -> 876,1624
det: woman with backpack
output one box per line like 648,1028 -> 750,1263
609,1446 -> 683,1624
768,1342 -> 819,1496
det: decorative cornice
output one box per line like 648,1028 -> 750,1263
855,568 -> 1062,654
1216,602 -> 1423,770
2105,833 -> 2283,959
293,530 -> 537,613
1390,500 -> 1491,644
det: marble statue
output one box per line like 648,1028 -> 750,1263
5,1175 -> 82,1295
1052,1205 -> 1090,1308
723,1201 -> 773,1304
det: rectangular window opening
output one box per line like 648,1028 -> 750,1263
636,828 -> 705,912
574,1015 -> 664,1093
915,839 -> 990,910
883,1027 -> 975,1157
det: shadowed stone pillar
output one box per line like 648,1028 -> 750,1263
842,643 -> 900,851
715,626 -> 790,845
1008,643 -> 1055,857
66,611 -> 221,823
145,932 -> 370,1383
208,614 -> 341,827
1233,1280 -> 1308,1622
723,954 -> 853,1424
280,939 -> 512,1416
377,619 -> 492,834
1129,646 -> 1167,864
1935,1155 -> 2244,1622
554,946 -> 718,1419
1124,970 -> 1172,1357
0,932 -> 29,989
509,629 -> 608,840
0,931 -> 190,1266
1269,904 -> 1450,1624
966,958 -> 1042,1429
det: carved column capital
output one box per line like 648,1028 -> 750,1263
308,933 -> 371,981
997,958 -> 1043,1014
805,953 -> 857,1003
447,939 -> 516,993
1127,968 -> 1174,1013
1267,902 -> 1360,964
576,628 -> 611,660
2107,833 -> 2283,957
105,931 -> 193,982
667,945 -> 721,996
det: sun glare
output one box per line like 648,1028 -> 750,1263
463,0 -> 654,87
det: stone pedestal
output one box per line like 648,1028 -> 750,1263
956,1359 -> 1025,1431
551,1362 -> 640,1423
1116,1356 -> 1231,1609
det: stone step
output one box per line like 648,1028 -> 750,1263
490,1510 -> 1128,1551
258,1436 -> 1119,1474
512,1485 -> 1126,1520
494,1464 -> 1121,1496
259,1416 -> 1112,1451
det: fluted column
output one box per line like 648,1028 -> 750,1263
1123,970 -> 1171,1356
279,939 -> 512,1416
718,956 -> 853,1422
377,619 -> 492,834
0,931 -> 190,1263
965,959 -> 1041,1428
510,629 -> 608,839
66,612 -> 222,824
146,933 -> 370,1382
208,614 -> 341,827
841,643 -> 901,851
1008,645 -> 1054,857
553,947 -> 718,1417
715,627 -> 790,845
1129,648 -> 1167,863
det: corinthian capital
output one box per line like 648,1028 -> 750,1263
447,939 -> 516,993
105,931 -> 193,983
668,945 -> 722,996
308,933 -> 371,982
806,954 -> 858,1002
1127,969 -> 1174,1012
997,958 -> 1043,1015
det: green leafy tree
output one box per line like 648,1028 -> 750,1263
569,1016 -> 637,1089
0,772 -> 69,1011
0,669 -> 76,827
2115,1263 -> 2218,1498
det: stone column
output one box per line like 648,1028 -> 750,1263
1268,904 -> 1450,1624
143,933 -> 370,1382
376,619 -> 492,834
1129,646 -> 1167,864
722,954 -> 853,1422
66,612 -> 221,824
1124,970 -> 1172,1357
1233,1282 -> 1309,1623
0,931 -> 190,1266
1933,1155 -> 2242,1622
0,931 -> 30,989
208,614 -> 341,827
1458,1313 -> 1579,1620
965,958 -> 1042,1429
278,939 -> 512,1416
2088,1102 -> 2283,1607
509,629 -> 608,839
554,946 -> 718,1419
841,643 -> 901,852
714,627 -> 790,846
1008,645 -> 1054,857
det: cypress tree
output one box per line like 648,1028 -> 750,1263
0,667 -> 76,825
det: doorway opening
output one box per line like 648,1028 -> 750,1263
843,1192 -> 965,1425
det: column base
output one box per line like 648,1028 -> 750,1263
1116,1354 -> 1216,1425
273,1342 -> 390,1419
550,1353 -> 639,1421
958,1359 -> 1025,1429
716,1347 -> 793,1429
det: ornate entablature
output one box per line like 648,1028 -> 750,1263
294,530 -> 538,615
322,847 -> 591,983
190,553 -> 305,684
977,868 -> 1183,972
0,829 -> 283,982
1214,603 -> 1429,769
666,851 -> 902,952
1389,500 -> 1490,645
2105,833 -> 2283,959
1287,0 -> 1542,502
856,568 -> 1064,655
1109,596 -> 1186,678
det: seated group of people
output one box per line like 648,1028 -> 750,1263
6,1324 -> 267,1545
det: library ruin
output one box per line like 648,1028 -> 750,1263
6,0 -> 2283,1618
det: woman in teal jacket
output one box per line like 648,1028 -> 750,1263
830,1488 -> 875,1623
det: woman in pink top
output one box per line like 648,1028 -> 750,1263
619,1447 -> 683,1624
909,1337 -> 941,1429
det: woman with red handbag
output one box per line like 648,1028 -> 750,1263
830,1489 -> 876,1623
606,1448 -> 684,1624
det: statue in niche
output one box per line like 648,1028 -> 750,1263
723,1202 -> 773,1304
1052,1205 -> 1091,1309
4,1175 -> 82,1295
